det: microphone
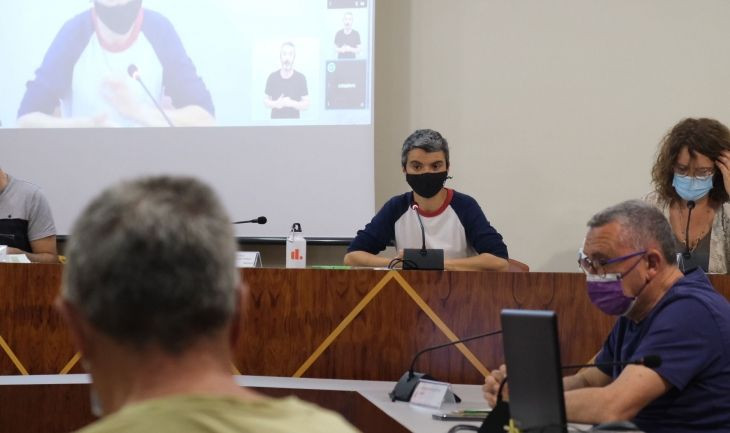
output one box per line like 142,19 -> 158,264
233,216 -> 267,225
411,204 -> 427,253
127,64 -> 174,127
562,355 -> 662,370
683,200 -> 696,259
389,329 -> 502,402
401,203 -> 444,270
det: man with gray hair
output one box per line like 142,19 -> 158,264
345,128 -> 508,271
58,176 -> 357,432
483,200 -> 730,432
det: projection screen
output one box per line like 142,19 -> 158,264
0,0 -> 374,239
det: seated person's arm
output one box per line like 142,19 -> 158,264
344,250 -> 396,268
17,111 -> 114,128
483,361 -> 612,408
284,95 -> 310,111
564,364 -> 670,424
18,91 -> 215,128
264,94 -> 282,109
445,252 -> 508,271
102,79 -> 214,127
459,198 -> 509,271
563,366 -> 612,391
344,198 -> 400,267
8,235 -> 59,264
140,104 -> 214,127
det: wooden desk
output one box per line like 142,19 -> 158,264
0,375 -> 604,433
2,265 -> 729,384
0,376 -> 409,433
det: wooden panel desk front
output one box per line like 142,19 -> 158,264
2,264 -> 729,384
0,379 -> 410,433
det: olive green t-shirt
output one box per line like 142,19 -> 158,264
76,394 -> 360,433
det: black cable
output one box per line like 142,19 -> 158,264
387,258 -> 419,269
447,425 -> 479,433
388,258 -> 404,269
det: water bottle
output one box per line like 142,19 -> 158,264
285,223 -> 306,268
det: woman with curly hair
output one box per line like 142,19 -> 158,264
646,117 -> 730,273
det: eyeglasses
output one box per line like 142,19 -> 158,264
577,249 -> 646,276
674,164 -> 715,178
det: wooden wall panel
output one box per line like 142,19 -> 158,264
1,264 -> 729,385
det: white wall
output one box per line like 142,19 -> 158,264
374,0 -> 730,271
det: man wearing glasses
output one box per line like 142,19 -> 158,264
484,200 -> 730,432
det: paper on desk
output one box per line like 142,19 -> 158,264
1,254 -> 31,264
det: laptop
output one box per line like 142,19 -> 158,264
501,309 -> 567,433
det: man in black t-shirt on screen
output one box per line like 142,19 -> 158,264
334,12 -> 361,59
264,42 -> 310,119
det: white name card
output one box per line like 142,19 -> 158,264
1,254 -> 31,264
236,251 -> 262,268
409,379 -> 452,409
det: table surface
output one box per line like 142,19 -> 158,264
0,374 -> 613,433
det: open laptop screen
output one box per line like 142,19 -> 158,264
501,309 -> 567,433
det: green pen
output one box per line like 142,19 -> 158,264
452,409 -> 491,415
310,265 -> 352,269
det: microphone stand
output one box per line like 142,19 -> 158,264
128,64 -> 174,127
232,217 -> 267,225
402,204 -> 444,270
389,330 -> 501,402
683,200 -> 696,259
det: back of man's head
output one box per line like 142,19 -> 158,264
62,176 -> 239,354
587,199 -> 678,265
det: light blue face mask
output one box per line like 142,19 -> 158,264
672,174 -> 713,202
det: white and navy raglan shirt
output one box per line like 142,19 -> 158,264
348,189 -> 508,260
18,9 -> 214,126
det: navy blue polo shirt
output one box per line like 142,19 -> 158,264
596,269 -> 730,432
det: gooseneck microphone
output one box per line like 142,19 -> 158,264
407,329 -> 503,379
562,354 -> 662,370
127,64 -> 174,127
389,329 -> 502,402
233,216 -> 267,225
683,200 -> 696,259
411,204 -> 427,253
401,204 -> 444,270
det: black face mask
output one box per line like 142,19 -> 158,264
406,172 -> 448,198
95,0 -> 143,35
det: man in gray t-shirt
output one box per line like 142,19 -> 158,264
0,168 -> 58,263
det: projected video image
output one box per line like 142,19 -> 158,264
328,0 -> 368,9
0,0 -> 373,128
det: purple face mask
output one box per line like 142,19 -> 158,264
586,273 -> 636,316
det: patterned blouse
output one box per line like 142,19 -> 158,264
644,191 -> 730,274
